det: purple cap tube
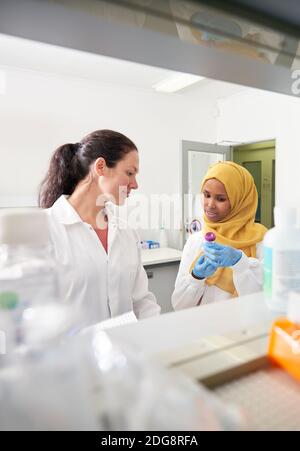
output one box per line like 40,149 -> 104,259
205,232 -> 216,242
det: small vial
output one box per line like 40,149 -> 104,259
204,232 -> 216,242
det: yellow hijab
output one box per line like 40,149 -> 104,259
190,161 -> 267,296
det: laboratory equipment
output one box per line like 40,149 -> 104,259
0,208 -> 81,361
159,224 -> 168,248
157,320 -> 300,431
140,240 -> 160,249
268,292 -> 300,383
263,206 -> 300,312
205,232 -> 216,242
0,208 -> 61,310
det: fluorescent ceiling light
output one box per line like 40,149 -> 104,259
153,73 -> 205,93
0,70 -> 6,95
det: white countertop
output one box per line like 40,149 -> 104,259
105,292 -> 279,358
141,247 -> 182,266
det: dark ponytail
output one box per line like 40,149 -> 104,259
39,130 -> 137,208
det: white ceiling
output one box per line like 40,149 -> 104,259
0,32 -> 249,101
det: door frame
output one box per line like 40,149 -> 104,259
233,139 -> 276,228
182,140 -> 231,246
233,139 -> 276,153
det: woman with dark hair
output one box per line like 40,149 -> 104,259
40,129 -> 160,325
172,162 -> 266,310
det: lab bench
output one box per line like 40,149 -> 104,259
104,292 -> 300,430
106,292 -> 275,357
141,247 -> 182,314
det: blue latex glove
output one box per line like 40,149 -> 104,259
192,255 -> 218,279
203,242 -> 242,267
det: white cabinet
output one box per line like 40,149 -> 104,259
144,262 -> 180,314
141,248 -> 182,314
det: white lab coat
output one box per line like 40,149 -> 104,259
47,196 -> 160,326
172,231 -> 263,310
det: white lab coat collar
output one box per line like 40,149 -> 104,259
50,195 -> 82,225
50,195 -> 119,229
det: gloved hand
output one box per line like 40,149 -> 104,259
192,255 -> 218,280
203,242 -> 242,268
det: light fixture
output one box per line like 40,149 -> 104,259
0,70 -> 6,95
153,73 -> 205,93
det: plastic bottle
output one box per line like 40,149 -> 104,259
0,210 -> 97,429
287,291 -> 300,325
159,223 -> 168,248
263,206 -> 300,312
268,292 -> 300,384
0,323 -> 98,431
0,208 -> 61,356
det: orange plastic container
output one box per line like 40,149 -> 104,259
268,318 -> 300,382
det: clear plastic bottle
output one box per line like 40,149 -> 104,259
263,206 -> 300,312
0,210 -> 97,429
159,223 -> 168,248
0,208 -> 61,358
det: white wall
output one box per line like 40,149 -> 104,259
217,89 -> 300,207
4,65 -> 300,247
0,68 -> 217,247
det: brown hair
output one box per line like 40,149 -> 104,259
39,129 -> 137,208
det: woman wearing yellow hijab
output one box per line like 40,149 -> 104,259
172,162 -> 267,310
